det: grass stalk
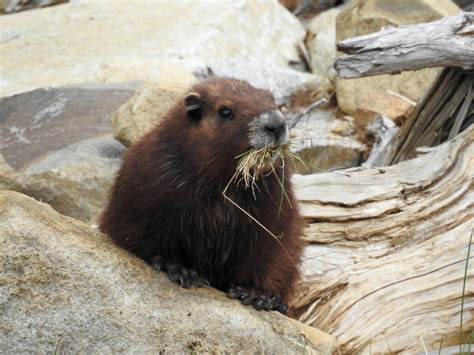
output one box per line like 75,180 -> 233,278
459,229 -> 472,354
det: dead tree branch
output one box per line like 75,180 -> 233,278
335,12 -> 474,78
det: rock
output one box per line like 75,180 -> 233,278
0,190 -> 337,353
289,110 -> 366,173
0,136 -> 123,224
1,0 -> 66,13
0,82 -> 138,170
113,76 -> 196,147
194,60 -> 320,106
281,0 -> 344,22
0,1 -> 305,97
335,0 -> 459,124
306,8 -> 341,84
0,154 -> 14,174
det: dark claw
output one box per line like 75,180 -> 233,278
151,255 -> 163,272
261,298 -> 273,311
241,295 -> 253,305
195,278 -> 210,288
189,269 -> 199,279
238,292 -> 249,300
254,298 -> 265,310
167,269 -> 181,284
227,288 -> 239,299
156,260 -> 209,289
276,303 -> 288,313
226,285 -> 288,313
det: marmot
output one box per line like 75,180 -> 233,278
100,78 -> 304,312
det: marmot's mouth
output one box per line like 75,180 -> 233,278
233,144 -> 289,189
248,110 -> 289,150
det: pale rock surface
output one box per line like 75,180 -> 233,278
0,190 -> 337,354
0,136 -> 123,223
306,8 -> 341,85
335,0 -> 459,124
0,0 -> 305,97
194,60 -> 320,106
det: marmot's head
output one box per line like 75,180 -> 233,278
162,78 -> 288,182
183,78 -> 288,150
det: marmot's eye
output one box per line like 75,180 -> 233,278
218,107 -> 233,120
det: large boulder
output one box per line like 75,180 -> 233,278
0,82 -> 137,170
0,190 -> 336,353
0,136 -> 124,224
335,0 -> 459,125
0,0 -> 305,97
194,60 -> 320,106
306,8 -> 341,86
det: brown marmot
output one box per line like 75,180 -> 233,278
100,78 -> 305,313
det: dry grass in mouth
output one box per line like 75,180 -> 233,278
231,144 -> 304,189
231,97 -> 326,189
232,144 -> 290,189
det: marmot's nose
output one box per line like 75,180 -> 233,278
264,122 -> 286,140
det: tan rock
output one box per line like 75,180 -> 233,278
306,8 -> 341,84
0,154 -> 15,174
0,136 -> 123,224
0,190 -> 337,353
335,0 -> 459,124
0,1 -> 304,97
112,77 -> 196,147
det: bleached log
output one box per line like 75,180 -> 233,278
362,116 -> 398,168
291,126 -> 474,354
386,67 -> 473,164
335,12 -> 474,78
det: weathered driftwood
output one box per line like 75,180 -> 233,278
387,67 -> 473,164
291,126 -> 474,354
334,12 -> 474,164
335,12 -> 474,79
362,116 -> 398,168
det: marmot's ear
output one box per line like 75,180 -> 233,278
184,92 -> 202,122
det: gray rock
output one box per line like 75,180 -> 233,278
0,190 -> 336,354
0,82 -> 138,170
24,135 -> 124,180
306,8 -> 341,83
194,60 -> 320,105
0,136 -> 124,224
1,0 -> 67,13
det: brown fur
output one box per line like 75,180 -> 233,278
100,78 -> 305,305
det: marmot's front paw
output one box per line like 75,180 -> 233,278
227,285 -> 288,313
151,255 -> 209,289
